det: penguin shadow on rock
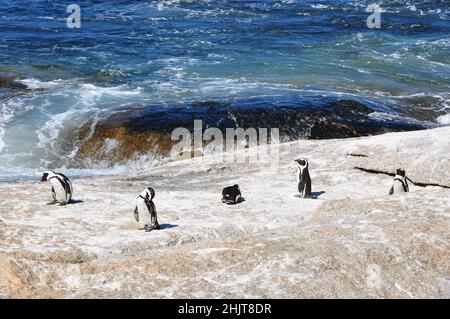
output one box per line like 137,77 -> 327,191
294,158 -> 325,199
159,223 -> 178,230
69,199 -> 84,204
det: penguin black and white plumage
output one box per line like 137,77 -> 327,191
295,158 -> 312,198
134,187 -> 160,232
389,169 -> 409,195
40,170 -> 73,205
221,184 -> 242,205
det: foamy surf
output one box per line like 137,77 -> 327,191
437,113 -> 450,125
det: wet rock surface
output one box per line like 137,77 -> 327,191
0,76 -> 30,99
75,97 -> 426,164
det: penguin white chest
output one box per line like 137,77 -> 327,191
50,178 -> 70,203
393,180 -> 406,194
136,198 -> 152,224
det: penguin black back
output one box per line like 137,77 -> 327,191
222,184 -> 242,205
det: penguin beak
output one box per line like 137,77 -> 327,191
40,173 -> 48,183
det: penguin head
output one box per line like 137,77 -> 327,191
146,187 -> 155,200
295,158 -> 308,169
40,173 -> 49,182
40,170 -> 55,182
396,168 -> 406,177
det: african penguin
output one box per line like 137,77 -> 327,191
40,170 -> 73,205
295,158 -> 312,198
389,169 -> 409,195
134,187 -> 160,232
221,184 -> 243,205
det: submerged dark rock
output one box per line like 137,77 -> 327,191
0,77 -> 28,91
328,99 -> 374,115
74,97 -> 426,164
0,76 -> 31,99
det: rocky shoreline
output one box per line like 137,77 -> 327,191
0,74 -> 435,170
72,98 -> 427,167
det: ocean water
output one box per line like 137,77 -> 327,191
0,0 -> 449,180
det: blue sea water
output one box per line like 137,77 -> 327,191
0,0 -> 449,180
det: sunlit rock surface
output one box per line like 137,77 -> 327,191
0,127 -> 448,298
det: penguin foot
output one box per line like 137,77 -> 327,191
295,194 -> 316,199
144,224 -> 159,232
46,200 -> 58,205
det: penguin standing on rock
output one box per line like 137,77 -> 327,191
134,187 -> 160,232
40,170 -> 73,205
389,169 -> 409,195
295,158 -> 312,198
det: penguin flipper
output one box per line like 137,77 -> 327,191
134,206 -> 139,222
149,201 -> 159,228
298,179 -> 306,194
404,181 -> 409,192
389,186 -> 394,195
64,181 -> 71,196
305,180 -> 312,198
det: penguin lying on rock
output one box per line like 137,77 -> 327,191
40,170 -> 73,205
134,187 -> 160,232
389,169 -> 409,195
222,185 -> 243,205
295,158 -> 312,198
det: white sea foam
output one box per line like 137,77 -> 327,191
437,113 -> 450,125
0,80 -> 146,176
311,4 -> 329,9
0,98 -> 39,153
36,109 -> 77,150
368,112 -> 427,126
79,84 -> 143,106
0,127 -> 6,152
17,78 -> 69,90
156,0 -> 212,11
0,106 -> 13,152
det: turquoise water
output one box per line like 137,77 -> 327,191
0,0 -> 449,180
